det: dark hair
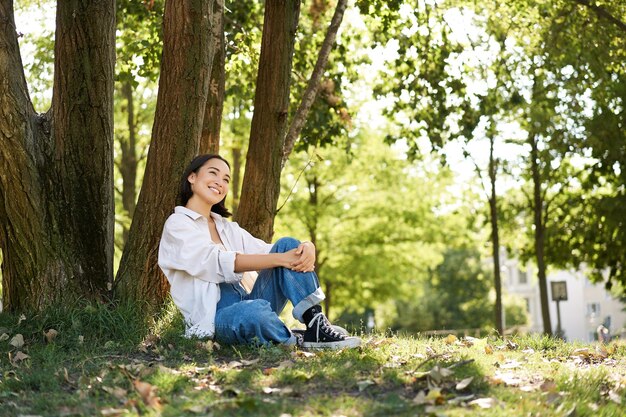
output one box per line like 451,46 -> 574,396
177,154 -> 232,218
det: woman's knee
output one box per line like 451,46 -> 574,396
273,237 -> 300,252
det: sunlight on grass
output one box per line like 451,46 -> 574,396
1,305 -> 625,416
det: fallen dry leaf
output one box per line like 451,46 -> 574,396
100,408 -> 127,416
292,350 -> 316,358
490,372 -> 523,387
357,379 -> 376,392
277,359 -> 295,369
469,397 -> 498,409
505,340 -> 519,350
456,377 -> 473,390
413,390 -> 427,405
133,379 -> 161,410
226,360 -> 243,369
448,394 -> 476,404
18,314 -> 26,325
608,390 -> 622,405
572,348 -> 590,357
596,344 -> 609,359
78,335 -> 84,345
540,379 -> 557,392
102,385 -> 128,400
11,351 -> 29,365
0,333 -> 9,342
459,338 -> 475,347
10,334 -> 24,349
44,329 -> 58,343
429,365 -> 454,384
499,360 -> 522,369
370,338 -> 391,347
444,334 -> 458,344
484,344 -> 494,354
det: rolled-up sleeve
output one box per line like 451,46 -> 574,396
158,215 -> 243,284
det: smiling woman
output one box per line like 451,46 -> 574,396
157,154 -> 361,350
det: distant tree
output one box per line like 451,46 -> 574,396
275,134 -> 457,317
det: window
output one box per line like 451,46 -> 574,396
587,303 -> 601,318
518,268 -> 528,285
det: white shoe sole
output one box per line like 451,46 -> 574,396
301,336 -> 361,350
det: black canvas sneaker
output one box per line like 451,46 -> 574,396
299,311 -> 360,349
291,324 -> 348,337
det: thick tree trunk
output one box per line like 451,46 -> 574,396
200,0 -> 224,154
488,136 -> 503,335
0,0 -> 115,311
115,0 -> 215,307
530,133 -> 552,335
120,81 -> 138,244
235,1 -> 300,242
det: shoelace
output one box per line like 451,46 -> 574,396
307,312 -> 344,341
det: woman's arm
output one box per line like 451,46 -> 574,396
234,250 -> 300,273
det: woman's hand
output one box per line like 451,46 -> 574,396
291,241 -> 316,272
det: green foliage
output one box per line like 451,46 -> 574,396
391,247 -> 497,333
116,0 -> 164,83
365,0 -> 475,158
275,131 -> 470,322
478,0 -> 626,290
14,1 -> 55,111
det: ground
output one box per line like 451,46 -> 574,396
0,304 -> 625,416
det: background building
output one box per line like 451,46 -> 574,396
502,255 -> 626,342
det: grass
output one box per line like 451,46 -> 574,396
1,303 -> 625,417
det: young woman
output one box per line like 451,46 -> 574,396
158,154 -> 360,349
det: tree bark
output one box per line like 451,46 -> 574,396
0,0 -> 115,311
529,132 -> 552,335
488,134 -> 503,335
235,1 -> 300,241
115,0 -> 215,307
231,146 -> 242,216
120,81 -> 138,244
282,0 -> 348,164
200,0 -> 224,154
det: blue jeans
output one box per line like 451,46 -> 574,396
214,237 -> 325,346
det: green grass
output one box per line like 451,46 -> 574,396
1,304 -> 625,417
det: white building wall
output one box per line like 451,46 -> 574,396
501,254 -> 626,342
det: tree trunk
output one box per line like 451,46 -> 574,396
530,132 -> 552,335
235,1 -> 300,242
200,0 -> 224,154
120,81 -> 138,245
115,0 -> 216,307
488,135 -> 503,335
231,146 -> 242,216
282,0 -> 348,164
0,0 -> 115,311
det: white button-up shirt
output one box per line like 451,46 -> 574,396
158,206 -> 272,338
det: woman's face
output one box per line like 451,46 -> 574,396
187,158 -> 231,207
